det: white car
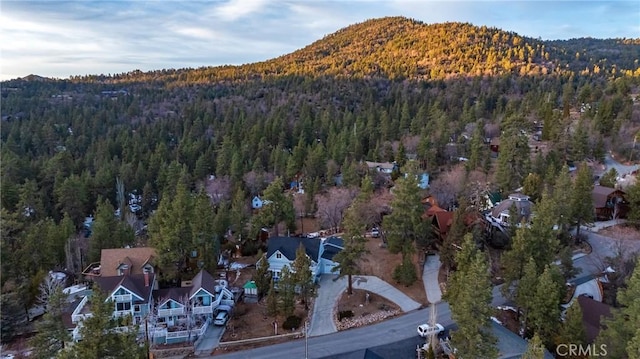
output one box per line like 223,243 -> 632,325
417,323 -> 444,337
214,311 -> 229,326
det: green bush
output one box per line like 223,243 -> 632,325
392,257 -> 418,286
282,315 -> 302,330
337,310 -> 354,321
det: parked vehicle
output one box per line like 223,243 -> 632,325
417,323 -> 444,337
371,228 -> 380,238
214,311 -> 229,326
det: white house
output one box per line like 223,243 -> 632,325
488,193 -> 533,226
251,196 -> 273,210
262,236 -> 343,283
251,196 -> 263,209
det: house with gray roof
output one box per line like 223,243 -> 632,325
70,268 -> 233,345
263,236 -> 344,283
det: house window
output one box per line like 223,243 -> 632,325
276,253 -> 282,259
118,264 -> 129,276
143,265 -> 152,274
271,270 -> 280,281
116,302 -> 131,311
134,305 -> 141,312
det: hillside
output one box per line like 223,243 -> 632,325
79,16 -> 640,84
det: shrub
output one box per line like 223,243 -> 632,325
337,310 -> 354,321
241,240 -> 260,256
282,315 -> 302,330
392,257 -> 417,286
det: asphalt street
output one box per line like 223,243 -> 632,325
208,303 -> 452,359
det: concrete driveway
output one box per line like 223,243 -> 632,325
194,324 -> 225,356
308,275 -> 421,337
422,254 -> 442,304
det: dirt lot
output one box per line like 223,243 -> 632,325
599,224 -> 640,241
360,236 -> 429,305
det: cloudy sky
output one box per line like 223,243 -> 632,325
1,0 -> 638,80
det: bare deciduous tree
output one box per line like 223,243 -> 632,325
316,187 -> 358,232
403,135 -> 421,155
429,165 -> 466,210
37,274 -> 65,309
205,175 -> 232,205
243,171 -> 276,196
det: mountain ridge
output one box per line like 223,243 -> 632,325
7,16 -> 640,84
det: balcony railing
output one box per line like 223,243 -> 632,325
113,294 -> 132,302
157,307 -> 185,317
71,296 -> 91,323
192,306 -> 213,315
113,310 -> 131,318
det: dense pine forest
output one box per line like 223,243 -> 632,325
2,17 -> 640,348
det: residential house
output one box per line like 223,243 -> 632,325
251,196 -> 263,209
592,185 -> 628,220
69,272 -> 156,341
487,193 -> 533,227
418,173 -> 430,189
576,295 -> 612,343
151,269 -> 234,344
489,137 -> 500,155
83,247 -> 157,280
429,211 -> 454,242
263,236 -> 343,283
365,161 -> 397,174
319,237 -> 344,275
251,196 -> 272,210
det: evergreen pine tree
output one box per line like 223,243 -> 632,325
557,301 -> 586,354
30,287 -> 70,359
278,266 -> 296,317
570,163 -> 594,237
254,252 -> 272,297
444,235 -> 498,359
528,265 -> 563,346
291,244 -> 314,310
266,281 -> 279,317
522,332 -> 545,359
596,265 -> 640,359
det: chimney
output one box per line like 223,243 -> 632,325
144,272 -> 149,287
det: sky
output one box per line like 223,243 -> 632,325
1,1 -> 639,81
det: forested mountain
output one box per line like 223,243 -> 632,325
1,17 -> 640,343
38,17 -> 640,84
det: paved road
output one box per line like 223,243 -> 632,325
209,303 -> 452,359
573,228 -> 640,276
604,153 -> 638,176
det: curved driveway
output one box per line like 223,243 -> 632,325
604,153 -> 638,176
308,275 -> 421,337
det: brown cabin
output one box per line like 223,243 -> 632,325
592,185 -> 628,220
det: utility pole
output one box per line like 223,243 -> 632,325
305,321 -> 309,359
145,317 -> 150,359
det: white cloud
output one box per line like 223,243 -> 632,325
211,0 -> 271,21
